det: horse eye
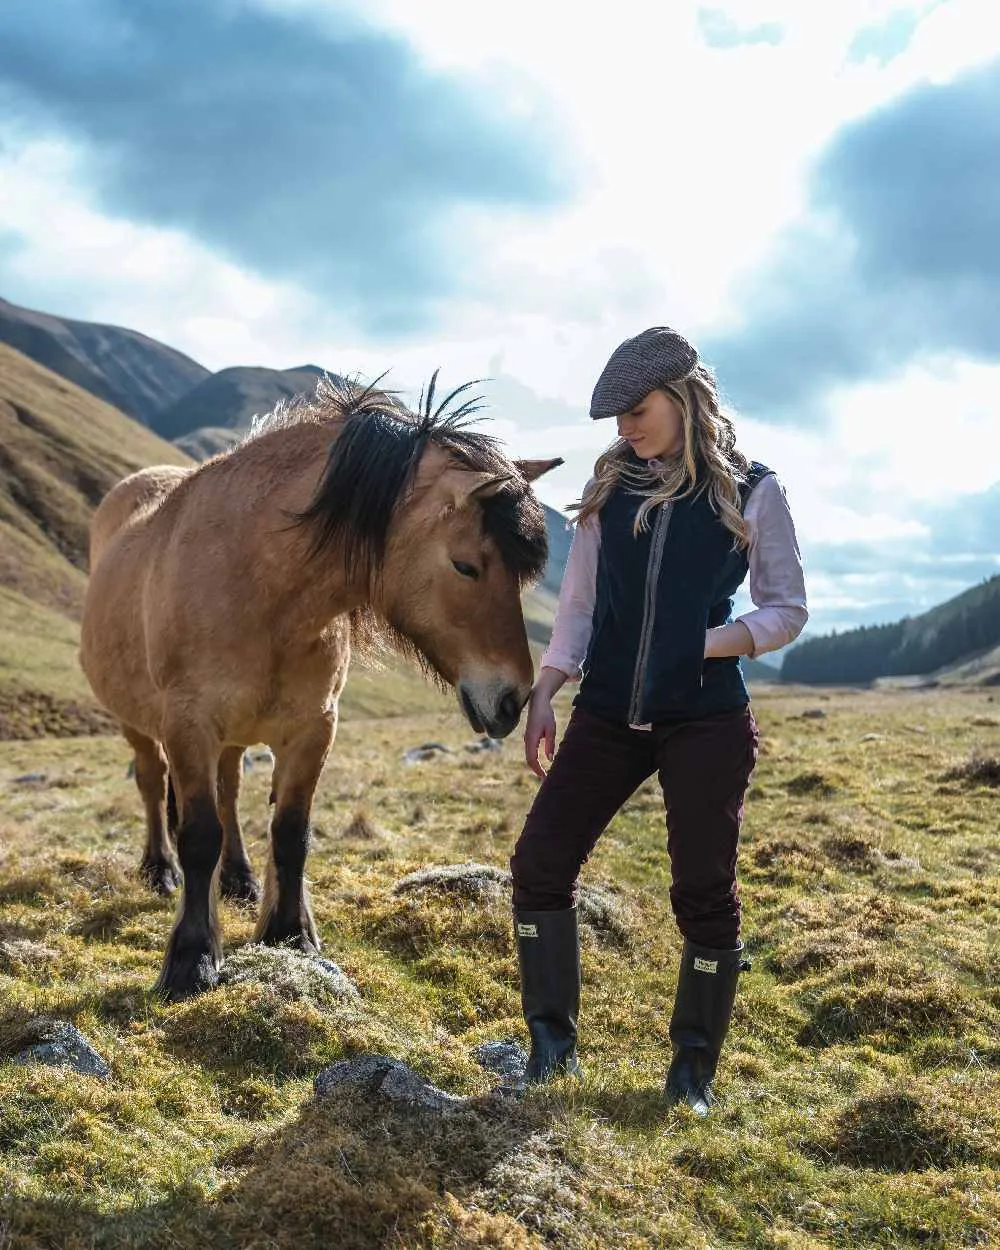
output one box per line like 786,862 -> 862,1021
452,560 -> 480,580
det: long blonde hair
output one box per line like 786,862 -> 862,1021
570,362 -> 751,547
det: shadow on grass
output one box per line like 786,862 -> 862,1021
568,1083 -> 675,1131
0,1082 -> 547,1250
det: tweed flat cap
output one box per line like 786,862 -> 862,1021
589,326 -> 699,419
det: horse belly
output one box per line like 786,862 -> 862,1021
80,548 -> 164,737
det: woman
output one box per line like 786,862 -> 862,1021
510,326 -> 808,1115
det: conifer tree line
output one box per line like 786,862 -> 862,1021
780,574 -> 1000,685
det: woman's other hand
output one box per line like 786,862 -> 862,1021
523,667 -> 567,779
524,693 -> 556,779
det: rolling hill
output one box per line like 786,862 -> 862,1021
781,573 -> 1000,686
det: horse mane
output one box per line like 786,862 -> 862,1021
256,372 -> 548,679
287,371 -> 548,587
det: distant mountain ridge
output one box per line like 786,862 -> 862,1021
0,296 -> 209,425
153,363 -> 332,441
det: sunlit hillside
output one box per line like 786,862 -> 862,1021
0,685 -> 997,1247
0,343 -> 559,736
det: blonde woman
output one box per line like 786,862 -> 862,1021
510,326 -> 808,1114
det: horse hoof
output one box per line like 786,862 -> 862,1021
219,863 -> 261,905
155,950 -> 220,1002
139,859 -> 182,896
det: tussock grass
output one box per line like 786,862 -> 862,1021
941,750 -> 1000,788
161,982 -> 385,1076
1,687 -> 998,1247
812,1081 -> 1000,1172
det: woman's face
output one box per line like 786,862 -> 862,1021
616,388 -> 684,460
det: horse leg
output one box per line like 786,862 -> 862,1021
217,745 -> 261,903
155,723 -> 225,1001
123,725 -> 181,895
253,713 -> 335,953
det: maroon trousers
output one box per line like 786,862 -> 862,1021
510,704 -> 759,949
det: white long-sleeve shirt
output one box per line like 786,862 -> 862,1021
541,472 -> 808,681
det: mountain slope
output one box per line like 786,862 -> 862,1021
0,296 -> 209,425
782,573 -> 1000,686
0,343 -> 195,733
152,364 -> 331,440
0,342 -> 192,617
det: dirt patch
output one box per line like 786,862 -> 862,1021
0,689 -> 117,740
337,807 -> 386,841
750,838 -> 825,883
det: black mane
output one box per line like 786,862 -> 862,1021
294,372 -> 548,592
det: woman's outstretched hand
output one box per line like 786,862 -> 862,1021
523,667 -> 568,780
524,692 -> 557,779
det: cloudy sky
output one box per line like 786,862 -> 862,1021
1,0 -> 998,639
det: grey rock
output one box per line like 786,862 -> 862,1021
403,742 -> 452,764
314,1054 -> 464,1111
464,737 -> 503,753
12,772 -> 48,785
242,747 -> 275,773
393,861 -> 510,902
14,1022 -> 110,1080
392,865 -> 638,942
799,708 -> 827,720
576,882 -> 638,946
474,1039 -> 528,1081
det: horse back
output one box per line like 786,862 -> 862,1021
89,465 -> 193,572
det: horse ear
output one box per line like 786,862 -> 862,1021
515,457 -> 563,482
470,474 -> 515,501
440,469 -> 512,511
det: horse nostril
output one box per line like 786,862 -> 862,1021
499,690 -> 522,726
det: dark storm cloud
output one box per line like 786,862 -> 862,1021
0,0 -> 571,334
697,9 -> 784,49
703,57 -> 1000,422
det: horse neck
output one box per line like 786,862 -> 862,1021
239,420 -> 376,634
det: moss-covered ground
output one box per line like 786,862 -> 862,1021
0,685 -> 998,1248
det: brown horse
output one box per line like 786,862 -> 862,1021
80,375 -> 560,1000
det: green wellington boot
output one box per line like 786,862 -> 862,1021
514,907 -> 581,1084
664,938 -> 750,1116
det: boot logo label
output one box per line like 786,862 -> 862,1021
517,923 -> 538,937
693,957 -> 718,973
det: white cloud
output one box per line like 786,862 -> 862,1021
2,0 -> 999,638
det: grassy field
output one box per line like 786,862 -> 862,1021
0,684 -> 998,1249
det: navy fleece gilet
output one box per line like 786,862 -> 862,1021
574,461 -> 772,726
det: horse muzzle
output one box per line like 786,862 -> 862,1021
458,681 -> 528,739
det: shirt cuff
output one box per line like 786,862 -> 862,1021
538,650 -> 582,681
